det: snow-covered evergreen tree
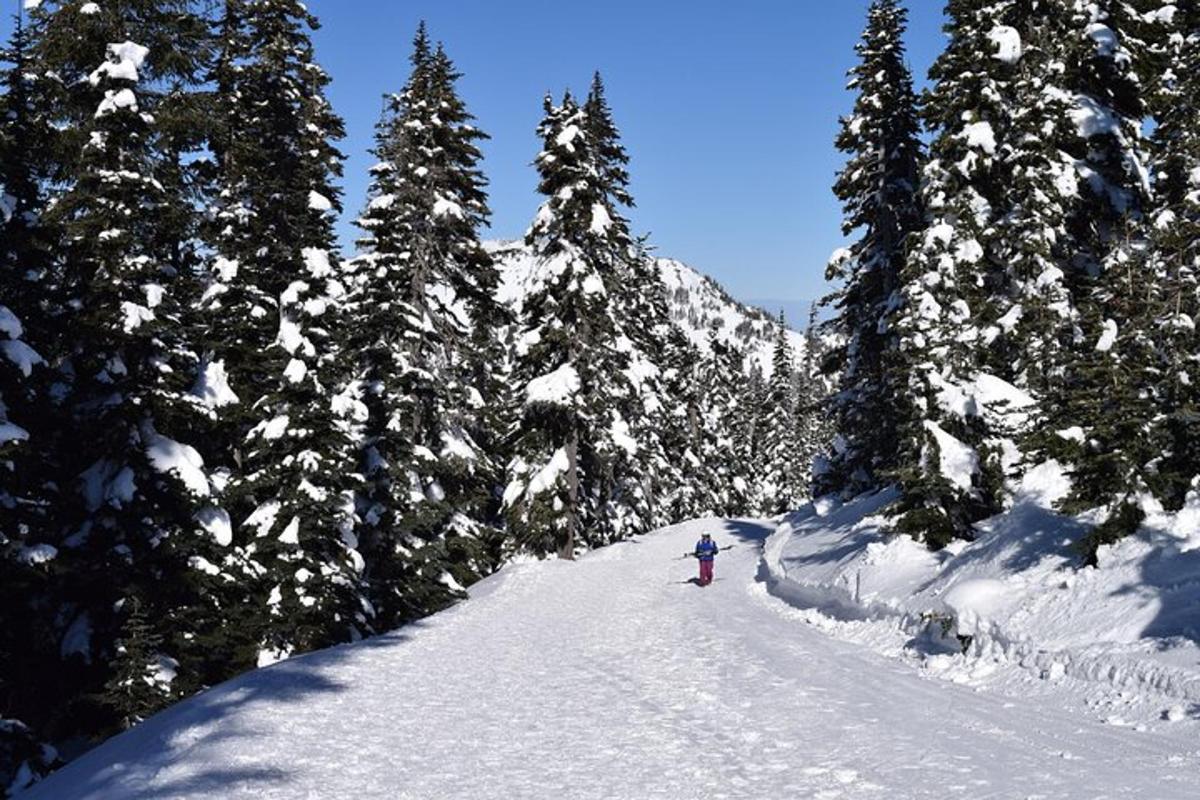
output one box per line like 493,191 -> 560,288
1142,3 -> 1200,511
822,0 -> 923,498
888,0 -> 1079,546
1047,0 -> 1158,553
348,25 -> 505,627
202,0 -> 368,665
102,597 -> 174,732
504,92 -> 639,558
28,0 -> 229,728
758,315 -> 804,514
697,335 -> 754,516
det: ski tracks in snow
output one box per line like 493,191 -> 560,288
25,518 -> 1200,800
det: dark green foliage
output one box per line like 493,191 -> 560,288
349,24 -> 505,627
821,0 -> 923,498
102,598 -> 173,731
1078,501 -> 1146,568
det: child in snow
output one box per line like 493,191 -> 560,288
694,533 -> 720,586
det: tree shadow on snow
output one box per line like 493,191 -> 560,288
30,625 -> 429,799
1115,523 -> 1200,644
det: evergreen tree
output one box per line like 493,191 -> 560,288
504,92 -> 638,558
349,25 -> 505,628
888,0 -> 1075,546
760,315 -> 804,514
583,77 -> 668,535
29,0 -> 226,732
1143,3 -> 1200,511
697,335 -> 754,517
822,0 -> 923,497
0,14 -> 58,754
1048,0 -> 1158,551
102,597 -> 174,732
202,0 -> 368,665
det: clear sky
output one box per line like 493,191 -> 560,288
4,1 -> 949,311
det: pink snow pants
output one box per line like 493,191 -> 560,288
699,560 -> 714,585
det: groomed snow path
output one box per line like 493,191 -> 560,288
26,519 -> 1197,800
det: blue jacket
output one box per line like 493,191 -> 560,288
694,538 -> 719,562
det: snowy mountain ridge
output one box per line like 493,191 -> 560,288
488,240 -> 809,377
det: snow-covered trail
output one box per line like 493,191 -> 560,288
25,519 -> 1197,800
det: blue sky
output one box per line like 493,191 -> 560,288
5,2 -> 948,314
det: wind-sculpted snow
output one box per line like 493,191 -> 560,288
26,520 -> 1197,799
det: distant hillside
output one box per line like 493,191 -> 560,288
489,241 -> 808,377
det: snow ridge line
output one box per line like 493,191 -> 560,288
760,517 -> 1200,708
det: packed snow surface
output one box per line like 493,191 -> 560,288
25,519 -> 1198,799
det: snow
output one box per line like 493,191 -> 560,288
119,301 -> 154,333
588,202 -> 612,235
17,544 -> 58,566
1096,318 -> 1118,352
988,25 -> 1023,64
278,517 -> 300,546
1057,426 -> 1086,444
195,507 -> 232,547
26,519 -> 1199,800
307,191 -> 332,212
283,358 -> 308,384
488,241 -> 807,379
80,460 -> 136,511
524,364 -> 579,407
79,2 -> 99,13
244,501 -> 280,538
610,416 -> 638,455
1087,23 -> 1119,57
0,305 -> 23,339
0,421 -> 29,444
767,463 -> 1200,735
144,428 -> 210,498
922,420 -> 978,491
89,41 -> 150,86
432,197 -> 464,219
554,124 -> 582,147
213,257 -> 239,282
439,429 -> 477,462
96,88 -> 138,117
2,338 -> 43,377
191,360 -> 239,408
526,447 -> 570,497
277,315 -> 306,355
301,248 -> 333,279
963,121 -> 997,155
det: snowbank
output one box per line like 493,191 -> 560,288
764,464 -> 1200,723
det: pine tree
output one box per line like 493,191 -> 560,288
656,321 -> 710,521
760,315 -> 803,514
888,0 -> 1076,546
202,0 -> 368,665
1142,3 -> 1200,511
29,0 -> 227,730
102,597 -> 174,731
504,92 -> 638,558
348,25 -> 505,628
1048,0 -> 1158,552
0,14 -> 58,748
822,0 -> 923,497
582,76 -> 668,535
697,335 -> 754,517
